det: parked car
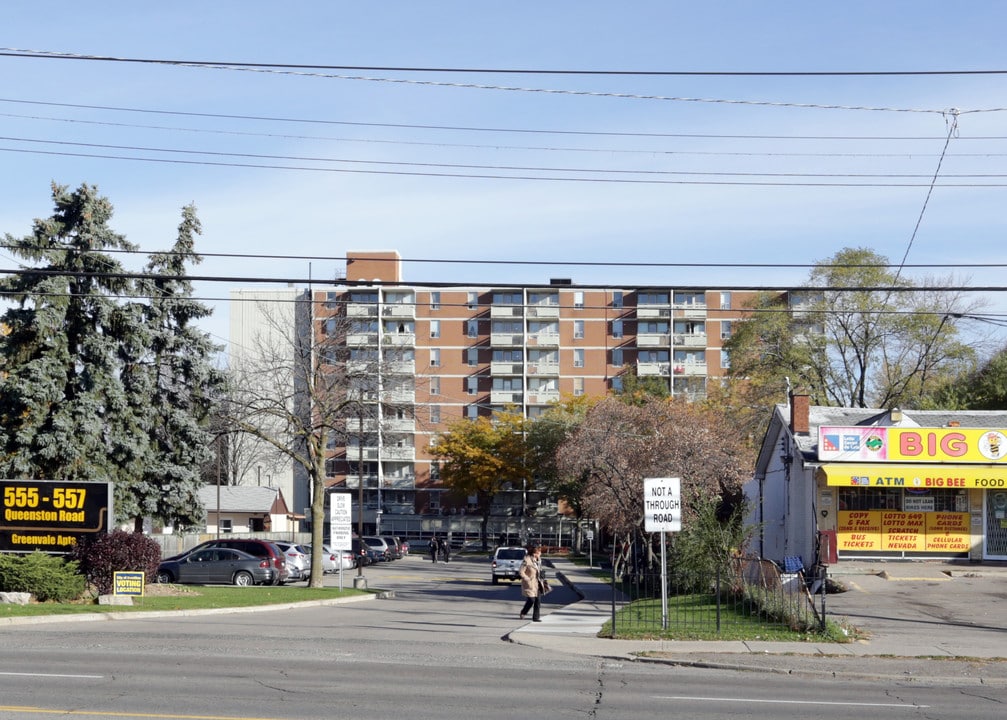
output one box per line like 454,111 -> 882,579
399,539 -> 410,556
351,538 -> 374,567
274,541 -> 311,581
305,544 -> 354,573
491,546 -> 527,584
156,547 -> 275,586
362,536 -> 393,562
380,536 -> 404,560
166,539 -> 289,585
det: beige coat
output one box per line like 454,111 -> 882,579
519,554 -> 541,598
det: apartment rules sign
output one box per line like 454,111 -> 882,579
643,477 -> 682,532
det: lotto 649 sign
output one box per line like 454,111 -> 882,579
644,477 -> 682,532
1,479 -> 113,553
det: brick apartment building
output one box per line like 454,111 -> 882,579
307,251 -> 763,526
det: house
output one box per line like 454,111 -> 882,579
747,393 -> 1007,567
198,485 -> 294,535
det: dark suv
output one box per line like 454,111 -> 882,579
168,539 -> 289,585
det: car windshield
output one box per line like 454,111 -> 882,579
496,549 -> 525,560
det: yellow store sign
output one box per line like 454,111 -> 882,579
819,464 -> 1007,489
837,511 -> 970,552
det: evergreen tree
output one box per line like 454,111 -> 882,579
128,205 -> 224,531
0,183 -> 137,486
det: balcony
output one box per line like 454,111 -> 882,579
636,306 -> 671,319
672,333 -> 707,347
637,361 -> 671,376
527,333 -> 559,347
382,304 -> 415,318
491,390 -> 524,404
490,305 -> 523,318
346,304 -> 377,317
382,445 -> 415,461
347,447 -> 380,461
674,303 -> 707,319
347,332 -> 378,346
344,474 -> 379,489
527,363 -> 559,376
672,362 -> 708,377
491,332 -> 523,346
382,333 -> 415,347
527,390 -> 560,404
383,418 -> 415,433
386,360 -> 415,375
490,361 -> 523,375
526,304 -> 559,318
637,333 -> 671,347
384,389 -> 415,403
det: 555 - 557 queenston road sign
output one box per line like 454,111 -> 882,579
643,477 -> 682,532
1,479 -> 113,553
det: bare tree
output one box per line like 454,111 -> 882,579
555,396 -> 752,573
225,293 -> 399,588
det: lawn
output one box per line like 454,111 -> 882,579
0,584 -> 370,619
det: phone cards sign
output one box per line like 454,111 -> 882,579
644,477 -> 682,532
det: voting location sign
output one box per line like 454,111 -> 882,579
643,477 -> 682,532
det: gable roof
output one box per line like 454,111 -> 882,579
198,485 -> 290,515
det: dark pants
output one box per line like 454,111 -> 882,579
520,596 -> 540,620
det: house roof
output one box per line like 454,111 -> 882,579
198,485 -> 289,514
772,404 -> 1007,464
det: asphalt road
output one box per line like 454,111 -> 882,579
0,555 -> 1005,720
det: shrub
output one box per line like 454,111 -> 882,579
68,529 -> 162,595
0,551 -> 87,602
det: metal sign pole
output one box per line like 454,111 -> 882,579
660,531 -> 668,631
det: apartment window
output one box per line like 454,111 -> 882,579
639,292 -> 669,305
721,350 -> 730,369
720,292 -> 732,309
430,319 -> 440,338
720,320 -> 732,340
430,405 -> 441,424
493,377 -> 522,391
573,349 -> 585,368
612,319 -> 623,338
492,291 -> 522,305
573,320 -> 585,339
493,349 -> 522,362
429,348 -> 440,367
429,377 -> 440,395
573,291 -> 584,309
219,518 -> 233,534
612,291 -> 623,308
430,460 -> 440,480
467,291 -> 479,309
492,320 -> 523,334
611,376 -> 624,392
573,378 -> 585,396
467,405 -> 479,420
467,376 -> 479,395
322,317 -> 337,335
430,291 -> 440,310
611,348 -> 623,366
467,347 -> 479,366
467,319 -> 479,338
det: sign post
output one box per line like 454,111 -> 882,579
329,493 -> 353,590
643,477 -> 682,630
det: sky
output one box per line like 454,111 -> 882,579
3,2 -> 1007,353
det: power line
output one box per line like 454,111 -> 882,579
5,49 -> 1007,77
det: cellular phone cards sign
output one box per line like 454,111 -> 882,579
1,479 -> 113,553
644,477 -> 682,532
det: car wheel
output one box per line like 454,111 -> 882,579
156,570 -> 174,584
233,571 -> 254,587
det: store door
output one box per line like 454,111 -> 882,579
985,490 -> 1007,559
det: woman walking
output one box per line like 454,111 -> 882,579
518,544 -> 543,622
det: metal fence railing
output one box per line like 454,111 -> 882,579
608,556 -> 827,637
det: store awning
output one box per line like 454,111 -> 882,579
817,463 -> 1007,489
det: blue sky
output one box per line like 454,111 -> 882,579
3,2 -> 1007,349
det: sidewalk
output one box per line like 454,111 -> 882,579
508,557 -> 1007,685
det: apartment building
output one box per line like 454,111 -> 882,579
314,251 -> 761,522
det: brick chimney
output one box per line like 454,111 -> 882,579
790,392 -> 810,435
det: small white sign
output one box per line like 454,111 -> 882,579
643,477 -> 682,532
329,493 -> 353,550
